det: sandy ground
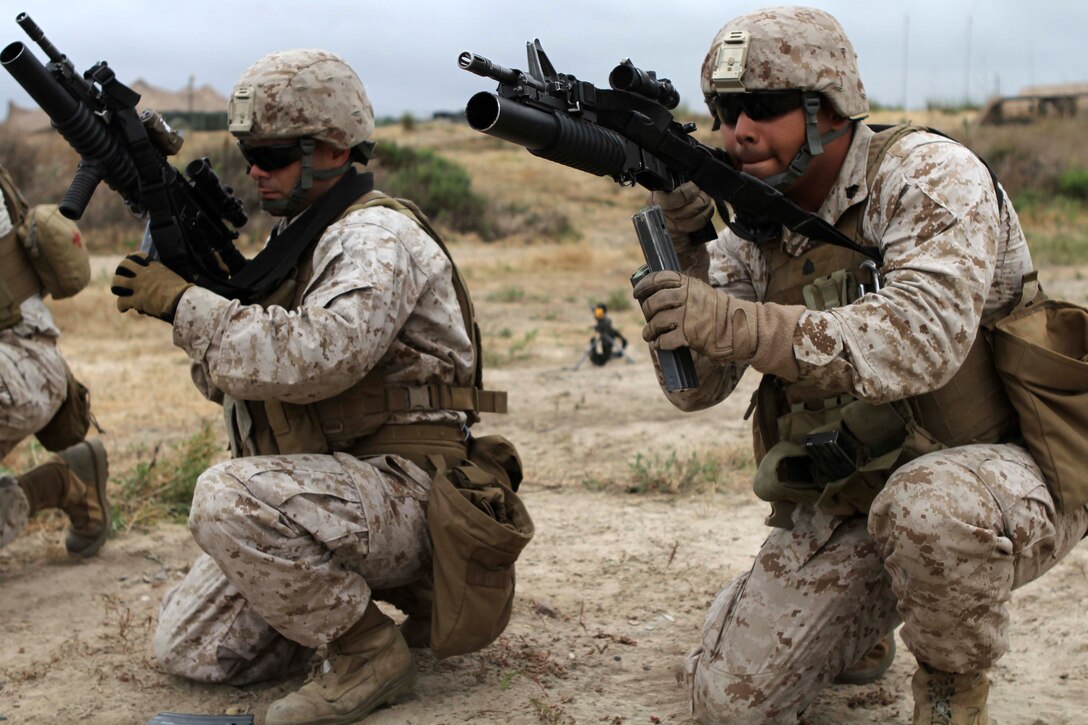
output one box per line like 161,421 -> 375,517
2,237 -> 1088,725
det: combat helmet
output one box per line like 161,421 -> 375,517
701,6 -> 868,190
228,48 -> 376,215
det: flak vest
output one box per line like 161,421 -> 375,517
222,191 -> 532,659
222,191 -> 507,465
750,126 -> 1017,528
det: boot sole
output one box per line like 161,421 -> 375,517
64,439 -> 110,557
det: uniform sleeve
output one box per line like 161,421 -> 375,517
793,140 -> 999,402
171,211 -> 428,405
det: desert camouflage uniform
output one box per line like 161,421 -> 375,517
672,124 -> 1088,723
0,191 -> 68,547
153,204 -> 474,684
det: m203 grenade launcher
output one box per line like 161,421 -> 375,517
2,13 -> 248,291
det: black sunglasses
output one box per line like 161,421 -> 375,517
236,140 -> 303,171
707,90 -> 804,126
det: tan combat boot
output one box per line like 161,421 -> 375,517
265,602 -> 416,725
17,439 -> 110,557
835,633 -> 897,685
912,662 -> 990,725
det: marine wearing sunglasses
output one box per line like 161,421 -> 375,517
237,139 -> 305,172
706,90 -> 805,129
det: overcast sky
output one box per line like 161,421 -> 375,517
1,1 -> 1084,120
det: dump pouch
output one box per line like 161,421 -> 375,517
427,444 -> 533,659
992,293 -> 1088,510
35,362 -> 92,452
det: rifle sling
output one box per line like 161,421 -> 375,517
200,169 -> 374,302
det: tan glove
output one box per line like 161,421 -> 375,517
111,252 -> 193,322
633,270 -> 805,380
649,181 -> 714,237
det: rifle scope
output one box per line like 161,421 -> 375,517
608,62 -> 680,110
465,92 -> 629,179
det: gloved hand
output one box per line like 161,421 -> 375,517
111,252 -> 193,322
649,181 -> 714,237
633,270 -> 805,380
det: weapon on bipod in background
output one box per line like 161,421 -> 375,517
1,13 -> 251,295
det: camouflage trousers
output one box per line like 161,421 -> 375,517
154,451 -> 433,685
684,442 -> 1088,724
0,332 -> 67,547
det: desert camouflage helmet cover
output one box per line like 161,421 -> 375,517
228,49 -> 375,149
701,6 -> 868,119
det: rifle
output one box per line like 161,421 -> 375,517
1,13 -> 248,291
459,40 -> 883,264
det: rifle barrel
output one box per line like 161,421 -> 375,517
458,52 -> 520,85
15,13 -> 64,64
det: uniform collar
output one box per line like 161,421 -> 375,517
782,123 -> 874,254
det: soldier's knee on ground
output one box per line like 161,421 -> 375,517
690,661 -> 801,725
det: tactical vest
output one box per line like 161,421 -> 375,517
224,191 -> 507,461
0,166 -> 40,330
751,125 -> 1017,528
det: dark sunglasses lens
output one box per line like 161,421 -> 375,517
744,92 -> 802,120
238,142 -> 302,171
710,92 -> 802,125
711,95 -> 743,125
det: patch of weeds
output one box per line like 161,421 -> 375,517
627,449 -> 722,494
626,445 -> 755,495
111,421 -> 223,531
487,286 -> 527,303
506,329 -> 538,362
483,329 -> 539,367
530,698 -> 575,725
500,669 -> 522,691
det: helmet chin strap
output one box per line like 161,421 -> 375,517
762,92 -> 852,192
261,138 -> 354,217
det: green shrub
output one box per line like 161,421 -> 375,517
372,141 -> 491,237
1058,168 -> 1088,200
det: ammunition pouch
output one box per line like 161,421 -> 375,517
17,204 -> 89,299
34,361 -> 92,452
754,396 -> 946,528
